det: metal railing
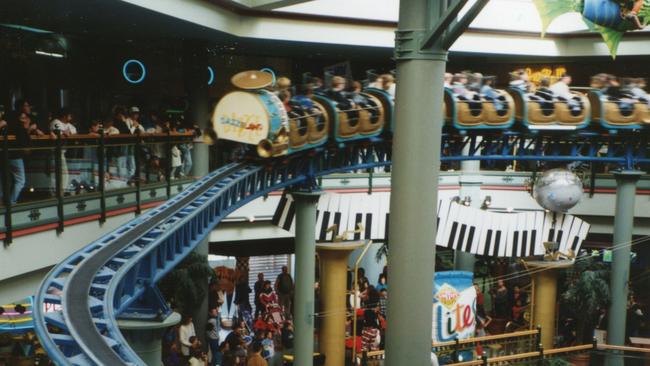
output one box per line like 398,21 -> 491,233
0,130 -> 195,245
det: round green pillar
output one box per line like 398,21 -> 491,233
292,190 -> 322,366
607,170 -> 643,366
385,2 -> 446,364
182,40 -> 210,178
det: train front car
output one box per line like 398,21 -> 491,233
508,88 -> 591,132
212,70 -> 331,158
312,85 -> 391,145
444,87 -> 515,132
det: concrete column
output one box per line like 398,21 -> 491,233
527,260 -> 572,349
317,241 -> 365,366
183,41 -> 210,177
118,312 -> 181,366
386,2 -> 445,365
292,191 -> 322,366
455,145 -> 481,272
607,170 -> 643,366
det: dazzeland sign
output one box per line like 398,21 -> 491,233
433,271 -> 477,343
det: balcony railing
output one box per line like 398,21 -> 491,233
0,130 -> 196,245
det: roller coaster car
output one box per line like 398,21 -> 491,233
509,88 -> 590,130
444,88 -> 515,130
313,88 -> 392,143
588,90 -> 647,130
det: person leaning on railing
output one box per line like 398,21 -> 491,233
0,111 -> 32,204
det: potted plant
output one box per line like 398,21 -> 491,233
560,257 -> 609,365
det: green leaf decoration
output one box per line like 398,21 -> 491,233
532,0 -> 582,36
594,24 -> 624,58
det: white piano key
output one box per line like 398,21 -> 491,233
315,193 -> 329,237
477,211 -> 493,256
499,213 -> 519,257
377,193 -> 391,240
469,208 -> 485,255
435,199 -> 453,246
334,194 -> 352,235
442,202 -> 462,248
496,213 -> 510,257
338,194 -> 351,236
557,214 -> 574,252
564,216 -> 583,255
574,221 -> 590,253
533,211 -> 545,255
542,210 -> 555,244
278,193 -> 295,231
369,194 -> 381,239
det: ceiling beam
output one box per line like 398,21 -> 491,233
249,0 -> 316,11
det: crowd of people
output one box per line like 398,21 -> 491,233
0,99 -> 196,204
162,267 -> 296,366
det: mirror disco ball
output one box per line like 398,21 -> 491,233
533,168 -> 583,212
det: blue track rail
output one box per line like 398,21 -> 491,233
30,132 -> 650,365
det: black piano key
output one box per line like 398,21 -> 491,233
512,231 -> 519,257
365,213 -> 373,239
548,229 -> 555,242
465,227 -> 476,253
447,222 -> 459,249
521,231 -> 528,257
484,230 -> 493,256
571,236 -> 580,252
556,230 -> 564,247
456,224 -> 467,251
530,230 -> 537,256
271,195 -> 288,226
494,231 -> 502,256
319,211 -> 331,241
353,213 -> 363,240
333,212 -> 342,236
283,202 -> 296,231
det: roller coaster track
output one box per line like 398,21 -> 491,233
29,131 -> 650,365
33,142 -> 391,366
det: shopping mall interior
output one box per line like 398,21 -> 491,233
1,0 -> 650,365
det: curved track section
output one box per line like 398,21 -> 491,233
33,142 -> 391,365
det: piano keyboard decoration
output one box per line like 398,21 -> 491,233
271,192 -> 591,258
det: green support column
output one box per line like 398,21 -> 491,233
292,190 -> 322,366
183,41 -> 210,178
607,170 -> 643,366
385,2 -> 445,365
455,146 -> 481,272
193,238 -> 210,351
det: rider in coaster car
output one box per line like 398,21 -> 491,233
629,78 -> 650,106
600,74 -> 636,116
326,76 -> 360,123
452,72 -> 482,115
534,77 -> 555,116
509,69 -> 532,93
480,76 -> 506,114
549,74 -> 582,116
